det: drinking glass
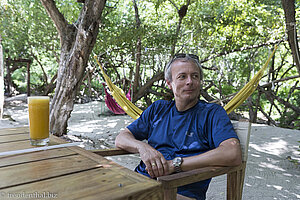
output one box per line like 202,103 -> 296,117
28,96 -> 50,146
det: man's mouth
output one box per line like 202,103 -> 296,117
184,89 -> 194,93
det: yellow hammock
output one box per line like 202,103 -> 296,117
94,46 -> 277,119
95,56 -> 143,119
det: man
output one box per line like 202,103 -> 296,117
115,54 -> 242,199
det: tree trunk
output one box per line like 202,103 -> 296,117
247,96 -> 256,123
170,1 -> 190,56
40,0 -> 106,136
133,71 -> 164,103
281,0 -> 300,75
0,36 -> 4,119
132,0 -> 142,99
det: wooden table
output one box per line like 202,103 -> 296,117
0,127 -> 163,200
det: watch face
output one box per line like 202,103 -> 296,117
173,157 -> 182,166
173,157 -> 183,172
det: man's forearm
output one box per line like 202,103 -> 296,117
115,128 -> 172,177
115,128 -> 145,153
181,138 -> 242,172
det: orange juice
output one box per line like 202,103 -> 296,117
28,96 -> 50,145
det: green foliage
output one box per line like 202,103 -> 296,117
277,90 -> 300,129
0,0 -> 58,94
1,0 -> 299,128
0,0 -> 82,94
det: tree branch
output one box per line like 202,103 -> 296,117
133,71 -> 164,102
168,0 -> 179,11
170,0 -> 191,56
31,53 -> 48,83
200,40 -> 283,63
260,75 -> 300,88
257,103 -> 278,126
40,0 -> 68,38
258,86 -> 300,114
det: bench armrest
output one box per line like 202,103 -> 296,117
157,162 -> 246,189
90,148 -> 133,156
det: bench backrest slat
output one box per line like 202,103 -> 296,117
232,121 -> 251,162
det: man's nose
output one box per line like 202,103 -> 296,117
186,76 -> 193,85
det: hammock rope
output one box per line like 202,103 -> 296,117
94,46 -> 277,119
95,56 -> 142,119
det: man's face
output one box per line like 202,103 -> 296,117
166,60 -> 201,103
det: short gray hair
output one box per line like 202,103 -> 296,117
164,54 -> 203,82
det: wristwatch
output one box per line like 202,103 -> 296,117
172,157 -> 183,173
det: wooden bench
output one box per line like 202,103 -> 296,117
91,120 -> 251,200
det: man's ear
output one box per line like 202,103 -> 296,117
166,79 -> 172,89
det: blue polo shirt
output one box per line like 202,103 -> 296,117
127,100 -> 238,199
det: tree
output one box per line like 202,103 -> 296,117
0,1 -> 61,96
0,35 -> 3,119
1,0 -> 298,130
281,0 -> 300,75
40,0 -> 106,136
132,0 -> 142,100
131,0 -> 192,103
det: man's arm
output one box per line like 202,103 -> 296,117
116,128 -> 242,177
180,138 -> 242,172
115,128 -> 142,154
115,128 -> 171,178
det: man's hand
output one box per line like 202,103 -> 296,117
115,128 -> 174,178
138,143 -> 173,178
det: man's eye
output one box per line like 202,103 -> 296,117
192,74 -> 199,79
178,75 -> 185,79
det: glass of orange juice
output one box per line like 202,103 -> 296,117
28,96 -> 50,146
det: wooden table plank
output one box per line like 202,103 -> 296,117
0,127 -> 29,136
0,154 -> 102,189
95,182 -> 163,200
1,168 -> 163,200
0,140 -> 60,153
0,133 -> 29,144
0,140 -> 36,152
0,127 -> 163,200
0,135 -> 61,153
0,148 -> 77,167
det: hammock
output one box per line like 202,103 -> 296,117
102,83 -> 131,115
94,46 -> 277,119
95,57 -> 142,119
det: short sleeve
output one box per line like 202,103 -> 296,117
127,103 -> 155,141
210,105 -> 238,147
